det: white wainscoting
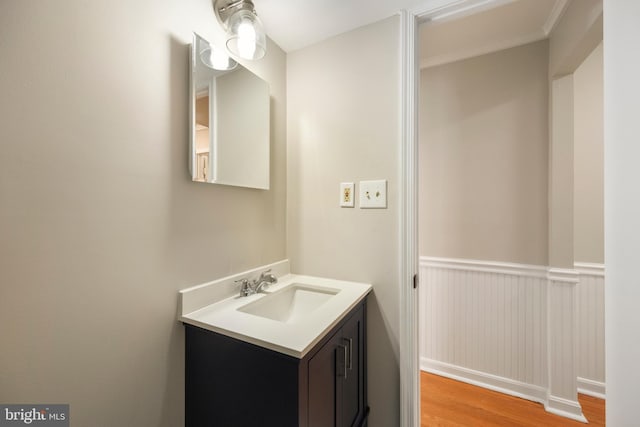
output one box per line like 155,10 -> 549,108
419,257 -> 549,399
546,268 -> 584,421
575,262 -> 606,398
420,257 -> 605,415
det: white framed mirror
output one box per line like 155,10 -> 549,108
190,33 -> 270,189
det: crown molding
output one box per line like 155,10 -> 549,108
543,0 -> 571,36
419,0 -> 517,24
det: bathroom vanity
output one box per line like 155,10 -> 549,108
179,262 -> 371,427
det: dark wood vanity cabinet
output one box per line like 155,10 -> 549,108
308,303 -> 366,427
185,299 -> 368,427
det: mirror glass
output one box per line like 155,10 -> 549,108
190,33 -> 270,189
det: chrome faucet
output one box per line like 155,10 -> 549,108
235,269 -> 278,297
255,269 -> 278,292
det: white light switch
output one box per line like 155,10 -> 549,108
359,180 -> 387,209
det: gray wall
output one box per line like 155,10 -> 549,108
287,16 -> 401,427
547,0 -> 602,269
419,41 -> 549,265
573,43 -> 604,264
0,0 -> 286,425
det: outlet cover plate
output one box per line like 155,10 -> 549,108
340,182 -> 355,207
359,179 -> 387,209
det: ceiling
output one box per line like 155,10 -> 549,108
419,0 -> 567,68
257,0 -> 430,52
257,0 -> 568,64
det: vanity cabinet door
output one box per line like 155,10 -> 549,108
308,331 -> 342,427
340,305 -> 364,427
307,303 -> 366,427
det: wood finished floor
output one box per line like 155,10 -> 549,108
421,371 -> 605,426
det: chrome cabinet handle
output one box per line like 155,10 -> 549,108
337,344 -> 348,379
344,338 -> 353,371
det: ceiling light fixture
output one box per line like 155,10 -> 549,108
213,0 -> 266,61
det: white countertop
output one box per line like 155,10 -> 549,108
179,272 -> 372,358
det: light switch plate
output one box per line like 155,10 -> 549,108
340,182 -> 355,207
359,179 -> 387,209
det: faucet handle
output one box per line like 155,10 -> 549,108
260,269 -> 278,281
234,278 -> 251,296
259,268 -> 272,277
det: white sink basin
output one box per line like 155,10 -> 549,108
179,268 -> 372,358
237,283 -> 340,323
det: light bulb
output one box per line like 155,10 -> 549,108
224,8 -> 265,60
199,46 -> 236,71
237,18 -> 257,60
211,49 -> 232,70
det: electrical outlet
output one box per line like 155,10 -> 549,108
340,182 -> 355,207
359,180 -> 387,209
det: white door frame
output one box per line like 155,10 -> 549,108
398,7 -> 420,427
398,1 -> 519,426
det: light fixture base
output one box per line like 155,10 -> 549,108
213,0 -> 255,29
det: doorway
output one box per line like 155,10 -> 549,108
399,0 -> 604,425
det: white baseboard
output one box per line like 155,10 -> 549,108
420,358 -> 548,405
577,377 -> 606,399
545,395 -> 588,423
